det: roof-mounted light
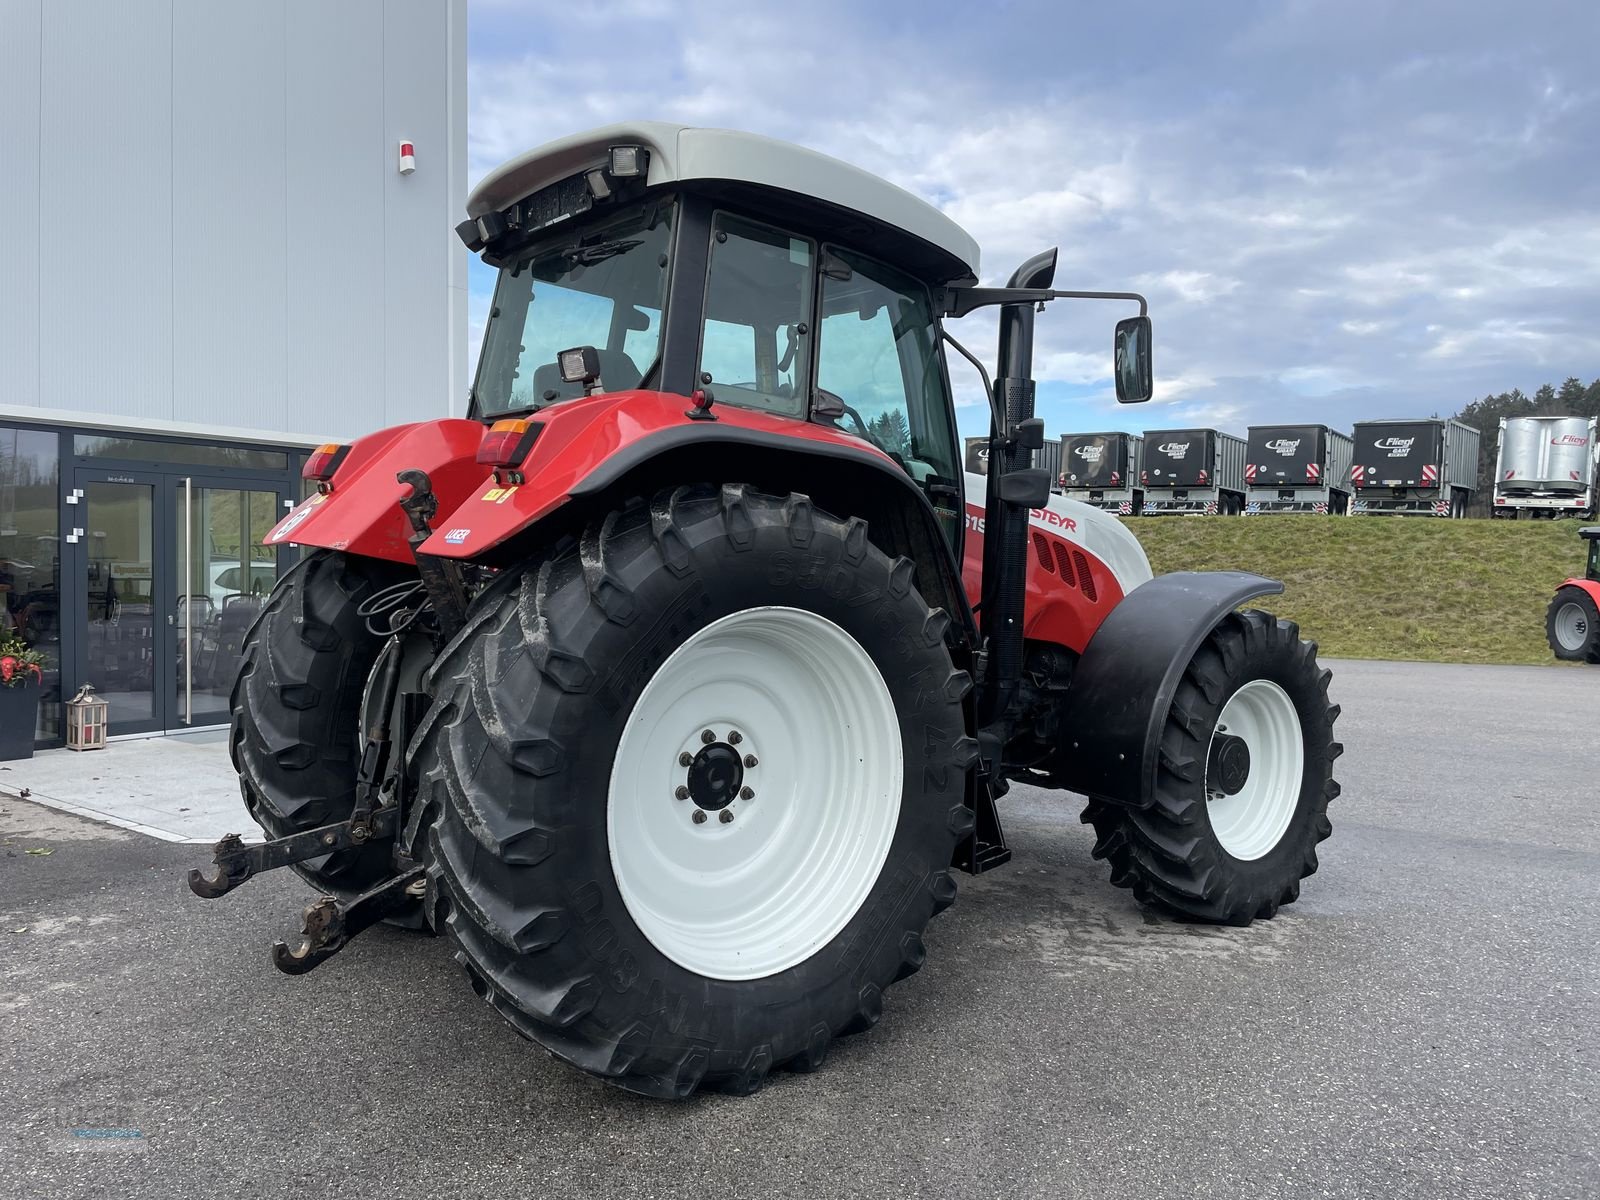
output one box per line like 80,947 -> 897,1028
585,168 -> 612,201
608,144 -> 648,178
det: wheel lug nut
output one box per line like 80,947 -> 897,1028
719,810 -> 734,824
744,754 -> 758,769
678,752 -> 693,767
728,731 -> 742,745
692,810 -> 707,824
701,729 -> 715,744
675,786 -> 690,800
740,786 -> 754,800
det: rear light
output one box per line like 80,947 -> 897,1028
302,443 -> 351,492
477,419 -> 542,480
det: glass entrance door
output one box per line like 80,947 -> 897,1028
77,472 -> 290,735
173,481 -> 285,727
82,480 -> 163,734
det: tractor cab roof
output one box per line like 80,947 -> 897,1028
467,122 -> 981,287
1580,526 -> 1600,540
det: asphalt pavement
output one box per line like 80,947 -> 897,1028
1,658 -> 1596,1199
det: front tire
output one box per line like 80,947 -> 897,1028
415,485 -> 974,1097
1547,587 -> 1600,662
1082,609 -> 1341,925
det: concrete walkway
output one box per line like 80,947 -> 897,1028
0,729 -> 254,844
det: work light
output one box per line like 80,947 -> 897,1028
608,145 -> 648,177
559,346 -> 602,385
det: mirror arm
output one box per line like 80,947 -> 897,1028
942,287 -> 1148,319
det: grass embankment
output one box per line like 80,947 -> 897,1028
1119,515 -> 1584,664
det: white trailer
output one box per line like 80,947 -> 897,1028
1140,428 -> 1247,515
1244,424 -> 1354,514
1491,415 -> 1598,519
1056,431 -> 1144,513
1350,417 -> 1480,518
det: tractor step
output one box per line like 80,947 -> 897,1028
271,867 -> 425,975
187,808 -> 399,899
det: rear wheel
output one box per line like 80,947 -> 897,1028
1547,587 -> 1600,662
231,550 -> 411,901
1082,609 -> 1341,925
415,485 -> 974,1097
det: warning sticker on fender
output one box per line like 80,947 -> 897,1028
265,493 -> 324,543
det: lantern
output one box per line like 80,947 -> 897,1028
66,684 -> 109,751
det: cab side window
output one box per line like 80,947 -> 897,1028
815,247 -> 961,493
697,214 -> 813,417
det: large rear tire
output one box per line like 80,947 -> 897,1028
1081,609 -> 1341,925
414,485 -> 974,1097
231,549 -> 410,898
1546,587 -> 1600,662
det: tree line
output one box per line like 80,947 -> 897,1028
1451,377 -> 1600,512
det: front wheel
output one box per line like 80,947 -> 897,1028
1547,587 -> 1600,662
414,485 -> 974,1097
1082,609 -> 1342,925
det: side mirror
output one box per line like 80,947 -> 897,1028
1114,316 -> 1153,403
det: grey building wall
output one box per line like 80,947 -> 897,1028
0,0 -> 466,444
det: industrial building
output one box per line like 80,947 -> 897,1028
0,1 -> 467,746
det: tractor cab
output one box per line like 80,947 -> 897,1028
1581,526 -> 1600,581
464,123 -> 976,540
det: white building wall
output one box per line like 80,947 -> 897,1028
0,0 -> 466,444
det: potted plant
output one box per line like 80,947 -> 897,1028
0,631 -> 46,761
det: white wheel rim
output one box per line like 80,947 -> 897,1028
1555,602 -> 1588,651
1205,679 -> 1304,861
607,606 -> 902,981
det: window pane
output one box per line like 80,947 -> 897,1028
698,215 -> 812,416
75,435 -> 288,471
0,427 -> 61,742
815,248 -> 959,488
474,201 -> 674,416
177,487 -> 282,726
85,482 -> 157,728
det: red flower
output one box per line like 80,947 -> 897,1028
0,656 -> 14,683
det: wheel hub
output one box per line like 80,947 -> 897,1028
686,742 -> 744,811
1207,732 -> 1251,797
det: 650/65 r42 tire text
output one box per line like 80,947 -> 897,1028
411,484 -> 976,1098
231,549 -> 410,899
1082,609 -> 1342,925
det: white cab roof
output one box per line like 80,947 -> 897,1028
468,122 -> 980,281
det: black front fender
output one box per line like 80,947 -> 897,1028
1053,571 -> 1284,807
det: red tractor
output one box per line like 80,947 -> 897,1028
191,123 -> 1342,1098
1547,526 -> 1600,661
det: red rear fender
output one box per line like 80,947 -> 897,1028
419,391 -> 901,560
264,419 -> 487,563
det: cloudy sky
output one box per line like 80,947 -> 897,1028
465,0 -> 1600,440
